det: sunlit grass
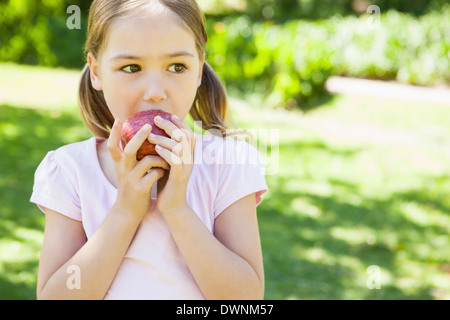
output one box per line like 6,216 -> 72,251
0,63 -> 80,110
232,86 -> 450,299
1,63 -> 450,299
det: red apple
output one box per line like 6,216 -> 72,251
121,110 -> 173,160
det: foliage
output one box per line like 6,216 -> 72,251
200,0 -> 449,21
207,17 -> 334,108
330,9 -> 450,86
0,0 -> 89,68
206,7 -> 450,109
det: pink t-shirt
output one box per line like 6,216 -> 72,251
30,134 -> 268,299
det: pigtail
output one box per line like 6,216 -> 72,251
78,64 -> 114,138
190,61 -> 229,136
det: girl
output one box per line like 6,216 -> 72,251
31,0 -> 267,300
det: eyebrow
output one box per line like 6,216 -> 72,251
110,51 -> 195,61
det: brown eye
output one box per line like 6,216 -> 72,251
121,64 -> 141,73
168,63 -> 186,74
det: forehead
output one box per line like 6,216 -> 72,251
101,3 -> 198,60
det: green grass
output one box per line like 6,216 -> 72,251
234,94 -> 450,299
1,63 -> 450,299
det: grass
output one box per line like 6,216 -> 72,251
235,94 -> 450,299
1,63 -> 450,299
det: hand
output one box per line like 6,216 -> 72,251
148,114 -> 195,216
108,119 -> 168,222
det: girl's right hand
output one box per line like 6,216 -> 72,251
107,119 -> 168,222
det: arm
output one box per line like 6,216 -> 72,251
37,206 -> 142,300
163,194 -> 265,300
150,115 -> 264,299
37,120 -> 167,299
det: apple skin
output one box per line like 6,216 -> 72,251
121,110 -> 173,160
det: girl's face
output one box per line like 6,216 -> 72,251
88,6 -> 204,122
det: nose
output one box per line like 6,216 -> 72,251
143,73 -> 167,103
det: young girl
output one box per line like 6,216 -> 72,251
30,0 -> 267,300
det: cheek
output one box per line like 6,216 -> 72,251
172,76 -> 199,109
171,84 -> 198,117
102,79 -> 140,119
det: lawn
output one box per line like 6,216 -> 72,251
1,63 -> 449,299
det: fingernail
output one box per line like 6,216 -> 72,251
143,124 -> 151,130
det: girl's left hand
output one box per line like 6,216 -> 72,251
148,114 -> 195,216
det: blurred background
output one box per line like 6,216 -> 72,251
1,0 -> 449,299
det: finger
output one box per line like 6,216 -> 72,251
155,115 -> 195,163
155,145 -> 182,166
171,115 -> 195,154
133,155 -> 170,178
172,143 -> 184,158
171,114 -> 192,131
148,133 -> 178,150
123,124 -> 153,164
139,168 -> 165,191
171,115 -> 195,144
154,116 -> 186,143
107,118 -> 124,161
149,132 -> 185,161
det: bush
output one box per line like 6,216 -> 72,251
207,17 -> 335,108
331,8 -> 450,86
0,0 -> 89,68
206,6 -> 450,109
201,0 -> 448,21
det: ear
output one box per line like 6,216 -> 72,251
87,52 -> 103,91
198,53 -> 205,87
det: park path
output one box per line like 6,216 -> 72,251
326,76 -> 450,106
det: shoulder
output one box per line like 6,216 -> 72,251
52,137 -> 97,165
51,138 -> 96,169
30,138 -> 98,220
35,137 -> 98,184
192,134 -> 268,219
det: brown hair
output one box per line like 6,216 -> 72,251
78,0 -> 228,138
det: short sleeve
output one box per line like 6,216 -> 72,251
30,151 -> 82,221
214,140 -> 268,218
